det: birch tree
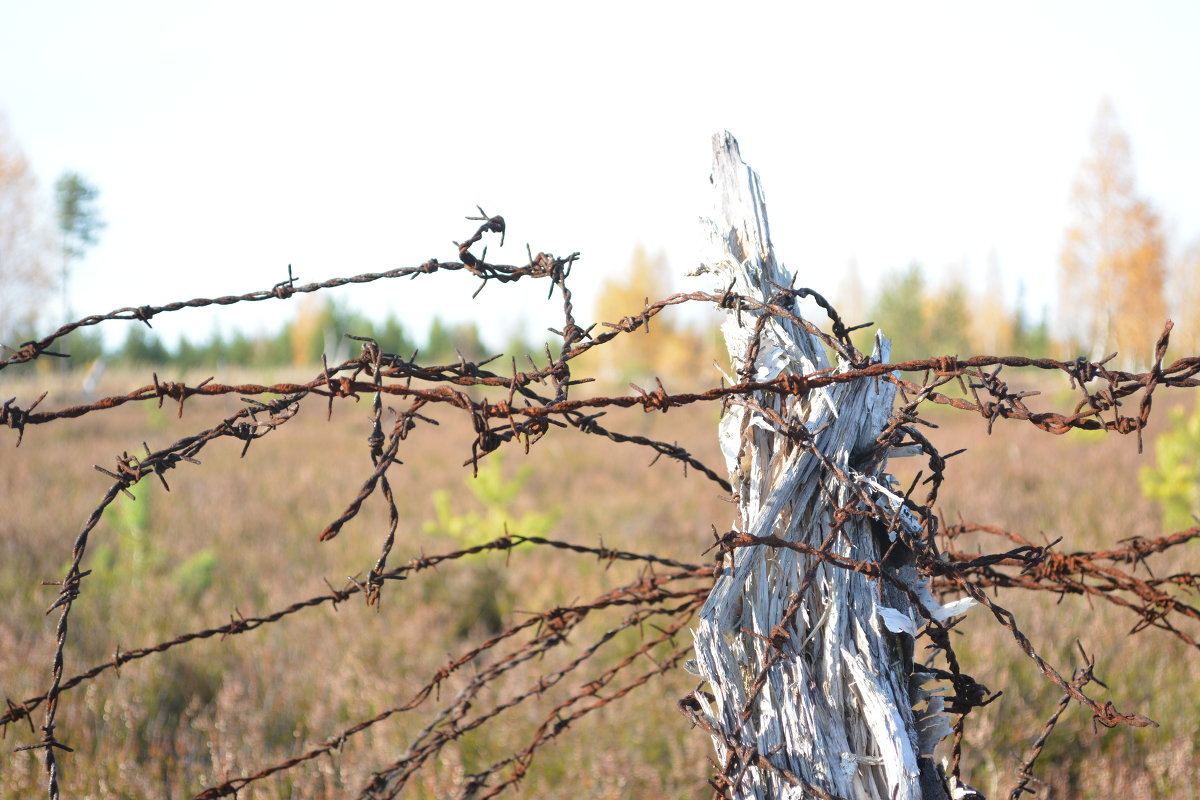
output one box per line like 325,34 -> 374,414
0,112 -> 53,344
1169,236 -> 1200,358
1060,99 -> 1166,366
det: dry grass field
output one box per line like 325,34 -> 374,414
2,366 -> 1198,799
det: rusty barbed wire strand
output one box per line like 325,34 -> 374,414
8,344 -> 1198,444
360,337 -> 405,606
944,568 -> 1156,730
358,598 -> 703,800
462,641 -> 695,800
0,212 -> 575,373
0,534 -> 705,735
939,522 -> 1200,649
192,570 -> 710,799
1006,642 -> 1099,799
318,396 -> 423,543
3,346 -> 733,492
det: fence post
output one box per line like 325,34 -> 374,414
688,132 -> 964,799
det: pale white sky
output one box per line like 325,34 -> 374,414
2,1 -> 1198,350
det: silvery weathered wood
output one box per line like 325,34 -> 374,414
690,132 -> 962,799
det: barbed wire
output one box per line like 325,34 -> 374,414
939,522 -> 1200,648
1005,642 -> 1100,800
3,210 -> 1200,799
0,209 -> 567,372
194,566 -> 708,799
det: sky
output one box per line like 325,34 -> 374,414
1,1 -> 1198,352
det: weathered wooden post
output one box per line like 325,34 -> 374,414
688,132 -> 972,799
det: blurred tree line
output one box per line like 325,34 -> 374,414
2,99 -> 1196,375
50,296 -> 546,372
43,248 -> 1053,381
847,262 -> 1052,364
574,245 -> 1055,389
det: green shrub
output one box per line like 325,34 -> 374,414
422,452 -> 559,549
422,452 -> 560,637
1140,402 -> 1200,530
171,549 -> 218,603
98,483 -> 219,602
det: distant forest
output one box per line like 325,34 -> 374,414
44,253 -> 1056,381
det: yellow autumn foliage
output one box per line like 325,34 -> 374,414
581,245 -> 715,390
1060,99 -> 1167,367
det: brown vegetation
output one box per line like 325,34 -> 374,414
1,367 -> 1198,798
